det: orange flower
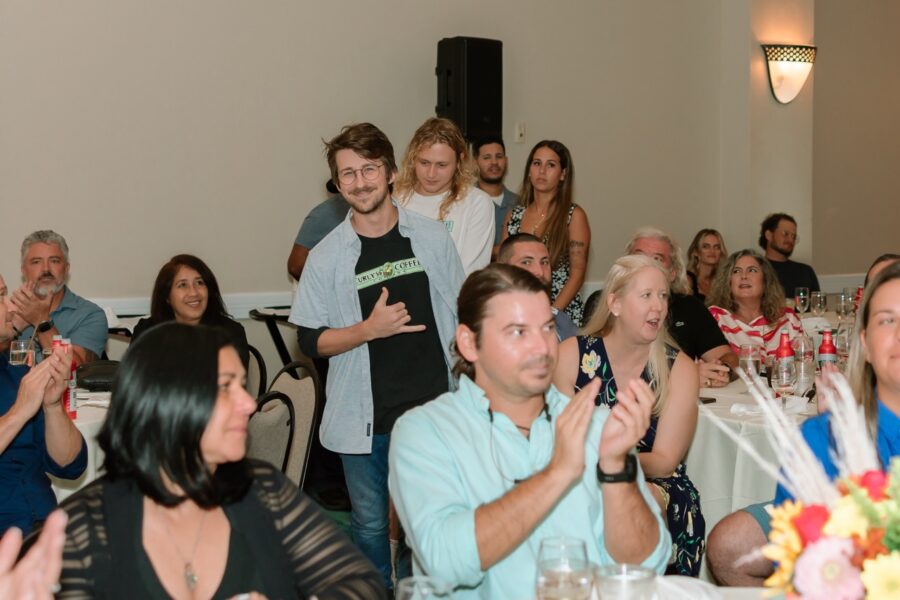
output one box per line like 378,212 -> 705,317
851,528 -> 888,569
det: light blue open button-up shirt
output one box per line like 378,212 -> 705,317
389,375 -> 671,599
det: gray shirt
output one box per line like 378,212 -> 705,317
289,202 -> 465,454
294,194 -> 351,249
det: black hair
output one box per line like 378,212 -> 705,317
98,322 -> 251,507
497,232 -> 544,263
472,134 -> 506,156
148,254 -> 232,326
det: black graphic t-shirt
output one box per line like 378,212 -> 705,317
356,223 -> 448,434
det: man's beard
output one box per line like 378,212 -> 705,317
34,276 -> 64,298
771,242 -> 793,258
481,174 -> 505,185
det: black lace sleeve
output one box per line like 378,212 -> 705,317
249,462 -> 387,600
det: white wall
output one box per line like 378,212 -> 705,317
1,0 -> 724,298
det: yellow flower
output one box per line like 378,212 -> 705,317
580,350 -> 599,379
861,552 -> 900,600
762,500 -> 804,592
823,495 -> 870,539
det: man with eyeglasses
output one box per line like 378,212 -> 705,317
389,264 -> 670,598
290,122 -> 464,592
759,213 -> 820,295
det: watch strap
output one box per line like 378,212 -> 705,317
37,319 -> 55,333
596,453 -> 637,483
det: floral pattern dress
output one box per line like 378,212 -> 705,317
576,335 -> 706,577
506,204 -> 584,326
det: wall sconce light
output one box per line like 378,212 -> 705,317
761,44 -> 817,104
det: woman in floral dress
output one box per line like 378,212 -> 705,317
554,255 -> 706,576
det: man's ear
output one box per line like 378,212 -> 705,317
456,324 -> 478,363
764,230 -> 774,245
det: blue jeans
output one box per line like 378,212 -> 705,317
340,434 -> 411,590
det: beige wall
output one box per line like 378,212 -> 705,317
813,0 -> 900,274
1,0 -> 726,297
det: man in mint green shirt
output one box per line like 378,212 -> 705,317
389,264 -> 670,598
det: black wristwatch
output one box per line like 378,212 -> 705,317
36,319 -> 54,333
596,454 -> 637,484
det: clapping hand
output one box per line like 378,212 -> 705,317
598,379 -> 653,470
0,509 -> 67,600
548,378 -> 601,485
14,347 -> 71,419
10,282 -> 51,329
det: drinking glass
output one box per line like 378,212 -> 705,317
395,577 -> 451,600
771,360 -> 798,408
835,322 -> 853,372
835,292 -> 853,323
738,344 -> 761,377
810,291 -> 826,317
593,564 -> 656,600
794,287 -> 810,315
9,340 -> 34,366
536,537 -> 592,600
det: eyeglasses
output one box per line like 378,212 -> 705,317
337,163 -> 383,186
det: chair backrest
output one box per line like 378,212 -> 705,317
246,390 -> 294,473
245,344 -> 267,398
267,359 -> 320,487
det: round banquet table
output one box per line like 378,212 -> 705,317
49,403 -> 109,501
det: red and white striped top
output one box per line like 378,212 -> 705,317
708,305 -> 804,357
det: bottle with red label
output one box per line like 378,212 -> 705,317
818,329 -> 838,369
772,330 -> 796,397
52,336 -> 78,419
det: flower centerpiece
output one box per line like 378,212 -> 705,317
703,372 -> 900,600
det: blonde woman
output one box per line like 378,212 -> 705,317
554,255 -> 703,576
394,117 -> 494,275
686,229 -> 727,299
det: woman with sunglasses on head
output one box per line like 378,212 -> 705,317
554,255 -> 704,576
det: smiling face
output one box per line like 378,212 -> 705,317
199,346 -> 256,467
861,278 -> 900,397
168,266 -> 209,326
335,148 -> 392,215
21,242 -> 68,298
459,290 -> 557,403
476,142 -> 508,185
414,142 -> 458,196
609,266 -> 669,345
528,146 -> 566,195
696,233 -> 724,266
730,255 -> 765,305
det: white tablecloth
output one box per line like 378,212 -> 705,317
685,379 -> 816,533
50,398 -> 109,501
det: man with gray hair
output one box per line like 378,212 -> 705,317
626,227 -> 737,388
9,230 -> 107,365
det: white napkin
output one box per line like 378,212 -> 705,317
78,399 -> 111,408
730,395 -> 809,416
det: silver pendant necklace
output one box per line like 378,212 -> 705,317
160,506 -> 209,592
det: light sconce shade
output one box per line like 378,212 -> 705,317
761,44 -> 817,104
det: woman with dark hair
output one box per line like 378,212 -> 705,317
51,323 -> 385,598
132,254 -> 249,367
554,255 -> 704,576
686,229 -> 727,299
706,249 -> 804,358
501,140 -> 590,326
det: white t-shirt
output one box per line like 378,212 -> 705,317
402,186 -> 494,275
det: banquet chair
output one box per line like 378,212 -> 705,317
267,359 -> 321,488
246,344 -> 267,398
246,390 -> 295,473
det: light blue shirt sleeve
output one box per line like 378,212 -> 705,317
389,411 -> 486,588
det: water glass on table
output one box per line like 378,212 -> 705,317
395,576 -> 451,599
9,339 -> 35,366
771,360 -> 798,408
593,564 -> 656,600
794,287 -> 810,315
738,344 -> 761,377
810,291 -> 826,316
835,292 -> 853,323
536,537 -> 593,600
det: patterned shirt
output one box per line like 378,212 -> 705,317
708,305 -> 803,357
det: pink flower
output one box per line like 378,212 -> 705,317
859,470 -> 889,501
792,505 -> 830,547
793,537 -> 864,600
